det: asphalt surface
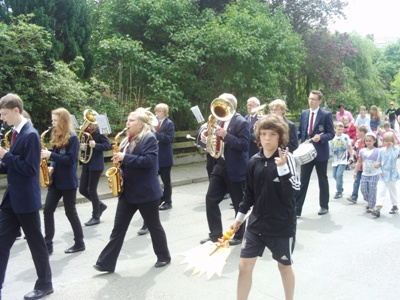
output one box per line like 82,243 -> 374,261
2,160 -> 400,300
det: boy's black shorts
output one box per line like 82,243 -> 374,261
240,231 -> 295,266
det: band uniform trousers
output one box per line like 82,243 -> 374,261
0,199 -> 52,291
159,166 -> 172,204
44,187 -> 84,248
96,195 -> 170,271
206,159 -> 246,241
296,159 -> 329,216
79,170 -> 103,218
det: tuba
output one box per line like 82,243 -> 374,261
206,97 -> 235,158
78,109 -> 99,164
105,128 -> 128,197
40,127 -> 53,188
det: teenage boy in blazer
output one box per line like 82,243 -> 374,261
0,93 -> 53,300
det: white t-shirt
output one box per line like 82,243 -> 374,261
330,134 -> 351,166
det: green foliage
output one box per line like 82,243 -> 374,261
0,16 -> 110,132
1,0 -> 93,78
92,0 -> 305,130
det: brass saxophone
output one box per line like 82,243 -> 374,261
40,127 -> 53,188
105,128 -> 127,197
3,129 -> 11,150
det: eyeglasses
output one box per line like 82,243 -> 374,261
308,98 -> 320,102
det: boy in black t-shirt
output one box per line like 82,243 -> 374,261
386,101 -> 396,130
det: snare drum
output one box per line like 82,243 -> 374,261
293,142 -> 317,165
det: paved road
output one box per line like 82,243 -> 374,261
3,164 -> 400,300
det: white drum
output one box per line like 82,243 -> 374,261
293,142 -> 317,165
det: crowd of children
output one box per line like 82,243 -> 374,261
332,104 -> 400,219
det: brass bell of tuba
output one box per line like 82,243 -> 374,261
78,109 -> 99,164
206,97 -> 235,159
40,127 -> 53,188
105,128 -> 128,197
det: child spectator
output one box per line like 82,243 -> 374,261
377,122 -> 400,145
330,122 -> 353,199
347,125 -> 368,203
354,105 -> 371,131
342,116 -> 357,144
230,114 -> 300,300
353,132 -> 380,213
369,105 -> 381,132
371,132 -> 400,217
385,101 -> 396,130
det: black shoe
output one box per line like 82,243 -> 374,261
93,264 -> 114,273
85,217 -> 100,226
24,288 -> 54,300
159,202 -> 172,210
99,203 -> 107,217
371,209 -> 381,218
155,260 -> 171,268
346,196 -> 357,204
229,238 -> 242,246
318,208 -> 329,215
137,225 -> 149,236
200,237 -> 217,244
64,244 -> 85,254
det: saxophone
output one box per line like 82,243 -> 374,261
2,129 -> 11,150
105,128 -> 127,197
40,127 -> 53,188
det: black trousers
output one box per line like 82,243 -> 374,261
295,159 -> 329,216
205,159 -> 246,241
0,199 -> 52,291
43,186 -> 84,248
79,170 -> 104,218
96,195 -> 170,271
159,166 -> 172,204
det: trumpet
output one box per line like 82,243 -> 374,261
78,109 -> 99,164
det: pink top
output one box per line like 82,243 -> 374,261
379,129 -> 400,144
336,110 -> 354,123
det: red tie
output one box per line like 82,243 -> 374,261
11,130 -> 18,146
156,121 -> 161,132
309,112 -> 314,135
216,121 -> 225,152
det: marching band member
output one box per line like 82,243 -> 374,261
200,93 -> 249,246
79,122 -> 112,226
41,108 -> 85,255
0,93 -> 53,300
94,108 -> 170,273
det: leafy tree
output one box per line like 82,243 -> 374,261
268,0 -> 348,34
0,0 -> 93,78
92,0 -> 305,129
0,15 -> 109,131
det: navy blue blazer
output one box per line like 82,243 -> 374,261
155,117 -> 175,168
49,132 -> 79,190
284,116 -> 299,153
223,113 -> 249,182
244,114 -> 260,158
81,129 -> 112,172
121,133 -> 163,204
0,122 -> 42,213
298,108 -> 335,162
